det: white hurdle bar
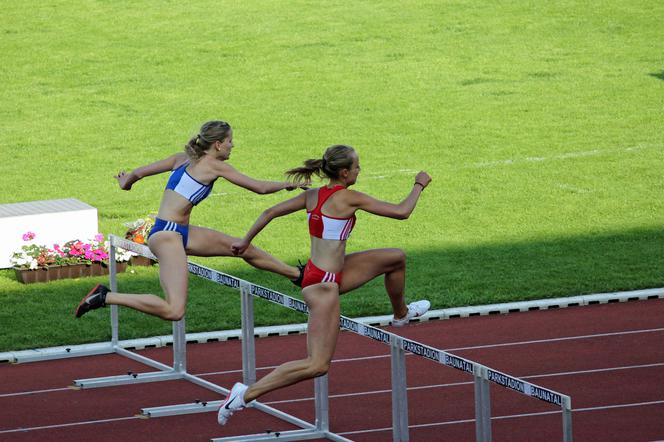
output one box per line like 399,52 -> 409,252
112,236 -> 573,442
13,235 -> 573,441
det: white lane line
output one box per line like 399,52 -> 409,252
194,354 -> 390,377
574,399 -> 664,413
0,416 -> 139,434
2,385 -> 663,434
4,358 -> 664,399
0,387 -> 72,398
444,327 -> 664,352
261,362 -> 664,405
197,327 -> 664,378
336,400 -> 664,437
263,381 -> 472,405
524,362 -> 664,380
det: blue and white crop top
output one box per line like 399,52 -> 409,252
165,162 -> 216,205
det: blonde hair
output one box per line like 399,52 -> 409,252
184,120 -> 232,159
286,145 -> 355,182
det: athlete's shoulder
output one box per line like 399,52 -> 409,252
208,159 -> 236,176
171,153 -> 189,170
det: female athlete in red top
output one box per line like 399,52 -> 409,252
217,144 -> 431,424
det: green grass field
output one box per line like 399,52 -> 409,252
1,0 -> 662,352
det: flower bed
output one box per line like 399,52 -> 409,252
14,262 -> 128,284
11,232 -> 132,284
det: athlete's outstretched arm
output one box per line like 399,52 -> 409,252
230,192 -> 307,255
215,162 -> 309,195
115,153 -> 188,190
349,171 -> 431,220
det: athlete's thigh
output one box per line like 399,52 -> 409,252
303,284 -> 340,361
185,225 -> 238,257
149,233 -> 189,308
339,248 -> 405,294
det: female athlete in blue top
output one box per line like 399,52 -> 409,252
75,120 -> 306,320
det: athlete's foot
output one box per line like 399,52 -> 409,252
291,260 -> 306,287
392,300 -> 430,327
75,284 -> 109,318
217,382 -> 249,425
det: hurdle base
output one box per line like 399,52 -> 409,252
142,400 -> 223,417
74,370 -> 184,389
10,343 -> 115,364
211,429 -> 352,442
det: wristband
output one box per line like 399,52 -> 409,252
414,182 -> 425,189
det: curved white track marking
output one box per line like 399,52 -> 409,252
468,144 -> 661,169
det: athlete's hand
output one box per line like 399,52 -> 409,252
414,171 -> 431,189
115,171 -> 133,191
231,239 -> 250,256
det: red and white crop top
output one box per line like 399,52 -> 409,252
308,185 -> 356,240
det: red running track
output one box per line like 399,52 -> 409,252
1,298 -> 664,441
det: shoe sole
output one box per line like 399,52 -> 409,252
75,284 -> 103,318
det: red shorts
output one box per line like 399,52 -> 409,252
301,259 -> 343,289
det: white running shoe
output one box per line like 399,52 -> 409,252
217,382 -> 248,425
392,300 -> 430,327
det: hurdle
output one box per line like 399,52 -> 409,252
91,236 -> 573,442
67,235 -> 347,441
8,234 -> 573,441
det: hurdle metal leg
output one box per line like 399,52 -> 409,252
240,281 -> 257,386
474,365 -> 492,442
315,375 -> 330,432
109,246 -> 120,346
173,317 -> 187,373
391,337 -> 409,442
562,396 -> 573,442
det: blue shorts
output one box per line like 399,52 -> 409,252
148,217 -> 189,247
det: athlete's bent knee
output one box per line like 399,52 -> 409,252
163,307 -> 186,321
307,360 -> 331,378
393,248 -> 406,262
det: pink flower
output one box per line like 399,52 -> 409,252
22,232 -> 36,241
94,233 -> 104,242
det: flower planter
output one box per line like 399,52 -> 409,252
129,256 -> 156,266
14,262 -> 127,284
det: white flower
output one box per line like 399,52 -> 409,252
115,247 -> 136,262
29,260 -> 38,270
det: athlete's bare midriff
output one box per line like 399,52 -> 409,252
309,236 -> 346,273
156,190 -> 195,225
